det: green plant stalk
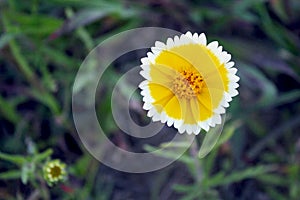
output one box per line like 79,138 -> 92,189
190,140 -> 203,183
2,13 -> 34,81
247,115 -> 300,159
65,7 -> 94,51
255,3 -> 298,55
37,175 -> 50,200
2,13 -> 61,115
80,158 -> 100,199
9,38 -> 35,82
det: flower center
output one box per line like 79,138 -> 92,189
172,70 -> 204,99
50,166 -> 62,178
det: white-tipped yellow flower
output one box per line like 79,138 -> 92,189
43,159 -> 67,186
139,32 -> 239,135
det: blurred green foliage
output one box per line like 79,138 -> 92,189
0,0 -> 300,199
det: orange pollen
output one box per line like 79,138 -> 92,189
172,70 -> 204,99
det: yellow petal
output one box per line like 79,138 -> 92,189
155,49 -> 189,72
149,63 -> 177,87
180,98 -> 197,124
149,83 -> 174,113
204,64 -> 229,93
197,90 -> 214,121
189,98 -> 201,123
164,95 -> 181,119
157,44 -> 221,78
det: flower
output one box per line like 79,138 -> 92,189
139,32 -> 239,135
43,159 -> 67,186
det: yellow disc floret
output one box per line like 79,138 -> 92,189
173,69 -> 204,99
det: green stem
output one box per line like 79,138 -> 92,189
80,158 -> 99,199
35,175 -> 50,200
190,140 -> 203,183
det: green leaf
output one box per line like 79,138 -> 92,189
0,33 -> 18,49
5,12 -> 63,37
206,165 -> 275,187
265,187 -> 287,200
221,38 -> 300,81
203,172 -> 225,187
21,163 -> 35,185
144,145 -> 194,165
232,0 -> 262,23
240,64 -> 278,108
257,174 -> 289,186
0,170 -> 21,180
247,115 -> 300,159
216,120 -> 242,146
30,89 -> 60,115
255,3 -> 299,55
173,184 -> 220,200
0,95 -> 21,124
266,90 -> 300,108
49,0 -> 140,18
172,184 -> 195,193
203,148 -> 218,176
56,8 -> 110,35
21,164 -> 29,184
270,0 -> 289,22
69,154 -> 92,177
160,141 -> 193,149
33,149 -> 53,163
65,8 -> 94,51
41,46 -> 79,68
181,190 -> 219,200
0,152 -> 27,165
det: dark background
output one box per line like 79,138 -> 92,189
0,0 -> 300,199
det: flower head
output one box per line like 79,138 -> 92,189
43,159 -> 67,186
139,32 -> 239,135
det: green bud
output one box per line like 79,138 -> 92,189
43,159 -> 67,186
